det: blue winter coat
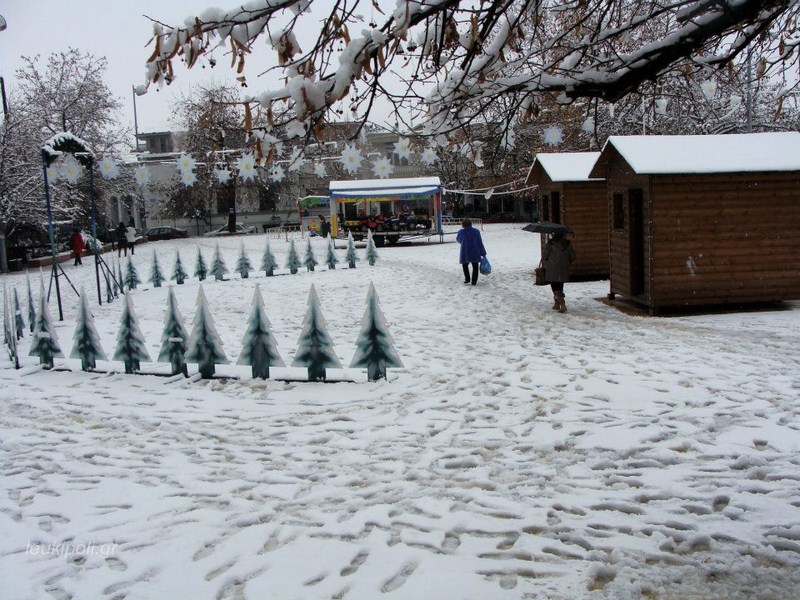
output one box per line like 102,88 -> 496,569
456,226 -> 487,264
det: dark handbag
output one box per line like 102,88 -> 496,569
534,262 -> 547,286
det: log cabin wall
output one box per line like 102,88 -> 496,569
535,177 -> 609,280
648,172 -> 800,309
606,161 -> 652,303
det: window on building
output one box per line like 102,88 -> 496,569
541,195 -> 550,221
612,192 -> 625,230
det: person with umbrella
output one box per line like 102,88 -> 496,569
456,218 -> 487,285
542,230 -> 576,312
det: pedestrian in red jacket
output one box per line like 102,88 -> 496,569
71,228 -> 85,266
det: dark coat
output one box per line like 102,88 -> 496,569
456,226 -> 486,264
542,237 -> 576,282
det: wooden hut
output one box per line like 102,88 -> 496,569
526,152 -> 607,279
588,132 -> 800,313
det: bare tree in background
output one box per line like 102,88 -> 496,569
1,49 -> 129,247
142,0 -> 799,155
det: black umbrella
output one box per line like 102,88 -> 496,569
522,222 -> 573,235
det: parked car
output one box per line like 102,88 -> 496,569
145,226 -> 189,241
204,222 -> 257,236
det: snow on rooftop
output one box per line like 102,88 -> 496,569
598,132 -> 800,175
529,152 -> 603,182
329,176 -> 441,194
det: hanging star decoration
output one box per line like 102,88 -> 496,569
340,144 -> 363,174
60,154 -> 82,184
214,168 -> 232,184
313,162 -> 327,178
581,117 -> 595,134
372,157 -> 394,179
180,169 -> 197,187
542,125 -> 564,147
177,153 -> 196,173
463,145 -> 484,168
134,165 -> 151,187
268,164 -> 285,182
420,147 -> 438,166
393,137 -> 411,161
98,156 -> 120,179
46,164 -> 60,183
700,79 -> 717,100
287,148 -> 306,172
176,153 -> 197,187
236,152 -> 257,181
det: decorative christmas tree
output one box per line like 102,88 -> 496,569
303,238 -> 318,272
346,231 -> 358,269
350,282 -> 403,381
113,292 -> 150,374
172,250 -> 188,284
260,241 -> 279,277
285,239 -> 301,274
325,238 -> 339,270
195,247 -> 208,281
235,243 -> 253,279
365,230 -> 379,266
149,252 -> 166,288
292,284 -> 341,381
237,285 -> 285,379
29,284 -> 63,369
184,285 -> 228,378
157,286 -> 189,376
3,284 -> 11,345
125,257 -> 141,290
4,285 -> 19,368
210,243 -> 229,281
26,273 -> 36,333
12,287 -> 24,339
70,288 -> 107,371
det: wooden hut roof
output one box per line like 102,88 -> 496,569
526,152 -> 603,184
589,132 -> 800,178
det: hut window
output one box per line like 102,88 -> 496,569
612,193 -> 625,230
550,191 -> 561,224
541,195 -> 550,221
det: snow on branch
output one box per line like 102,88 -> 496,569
143,0 -> 799,144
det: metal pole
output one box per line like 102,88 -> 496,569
41,150 -> 64,321
132,86 -> 140,151
89,165 -> 102,305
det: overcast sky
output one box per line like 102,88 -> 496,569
0,1 -> 394,148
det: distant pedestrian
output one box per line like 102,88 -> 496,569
116,222 -> 127,257
125,224 -> 137,255
319,215 -> 331,238
542,233 -> 576,313
71,228 -> 85,266
456,219 -> 486,286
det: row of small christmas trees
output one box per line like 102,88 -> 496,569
125,231 -> 381,292
81,230 -> 380,308
10,280 -> 402,382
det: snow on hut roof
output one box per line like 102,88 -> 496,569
329,177 -> 441,198
527,152 -> 603,183
590,132 -> 800,177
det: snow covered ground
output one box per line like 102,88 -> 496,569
1,224 -> 799,599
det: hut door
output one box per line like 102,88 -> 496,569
629,189 -> 645,296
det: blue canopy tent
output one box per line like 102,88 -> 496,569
328,177 -> 443,241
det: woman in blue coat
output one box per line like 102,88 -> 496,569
456,219 -> 487,285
